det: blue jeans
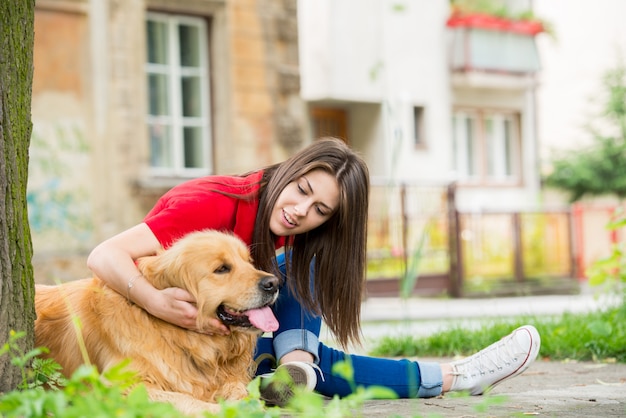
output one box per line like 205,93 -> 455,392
254,253 -> 443,398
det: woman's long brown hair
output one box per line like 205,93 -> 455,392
251,137 -> 370,348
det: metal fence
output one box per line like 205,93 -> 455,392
365,181 -> 577,297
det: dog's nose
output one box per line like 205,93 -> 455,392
259,275 -> 279,293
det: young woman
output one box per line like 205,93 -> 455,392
87,137 -> 541,406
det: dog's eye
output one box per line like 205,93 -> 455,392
214,264 -> 231,274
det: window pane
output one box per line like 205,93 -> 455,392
181,76 -> 201,117
453,110 -> 520,184
146,13 -> 211,175
453,113 -> 476,178
413,106 -> 424,147
471,29 -> 541,73
147,20 -> 168,65
148,74 -> 169,116
465,117 -> 477,176
179,24 -> 200,67
486,115 -> 517,180
183,127 -> 204,168
504,118 -> 513,176
485,117 -> 496,176
149,123 -> 173,168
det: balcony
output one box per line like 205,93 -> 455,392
447,12 -> 544,88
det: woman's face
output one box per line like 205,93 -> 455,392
270,169 -> 340,237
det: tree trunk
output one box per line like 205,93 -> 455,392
0,0 -> 36,392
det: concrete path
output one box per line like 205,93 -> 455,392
358,289 -> 616,342
358,360 -> 626,417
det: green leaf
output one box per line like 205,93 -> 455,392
358,386 -> 399,400
588,320 -> 613,337
400,221 -> 431,298
331,360 -> 354,382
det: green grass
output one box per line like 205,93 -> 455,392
369,299 -> 626,363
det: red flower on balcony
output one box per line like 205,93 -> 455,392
447,12 -> 544,36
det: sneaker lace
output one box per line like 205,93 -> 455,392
454,335 -> 525,378
303,362 -> 325,382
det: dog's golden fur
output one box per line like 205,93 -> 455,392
35,230 -> 279,414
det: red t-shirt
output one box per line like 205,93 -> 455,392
144,171 -> 264,249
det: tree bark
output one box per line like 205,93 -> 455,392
0,0 -> 36,392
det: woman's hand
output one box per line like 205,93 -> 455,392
87,223 -> 229,335
146,287 -> 230,335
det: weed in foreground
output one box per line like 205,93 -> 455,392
0,331 -> 397,417
0,330 -> 184,417
2,329 -> 525,417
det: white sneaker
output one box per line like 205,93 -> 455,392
449,325 -> 541,395
259,361 -> 318,406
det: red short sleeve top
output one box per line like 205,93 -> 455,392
144,171 -> 264,249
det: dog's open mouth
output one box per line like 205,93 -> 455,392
217,304 -> 279,333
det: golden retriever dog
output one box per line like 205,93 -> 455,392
35,230 -> 280,414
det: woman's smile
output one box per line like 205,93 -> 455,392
282,209 -> 298,227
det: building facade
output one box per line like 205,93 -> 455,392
30,0 -> 626,293
31,0 -> 306,282
298,0 -> 544,212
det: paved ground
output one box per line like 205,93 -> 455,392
325,289 -> 626,417
358,360 -> 626,417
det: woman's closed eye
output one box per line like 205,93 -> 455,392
315,205 -> 329,217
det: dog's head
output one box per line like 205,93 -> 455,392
137,230 -> 280,334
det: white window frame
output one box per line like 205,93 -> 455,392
453,109 -> 521,185
145,12 -> 212,177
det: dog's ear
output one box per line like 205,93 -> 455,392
137,254 -> 171,289
137,250 -> 200,300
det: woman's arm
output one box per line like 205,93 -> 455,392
86,223 -> 229,334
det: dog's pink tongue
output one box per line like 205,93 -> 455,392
246,306 -> 279,332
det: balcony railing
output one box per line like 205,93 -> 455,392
447,13 -> 543,74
